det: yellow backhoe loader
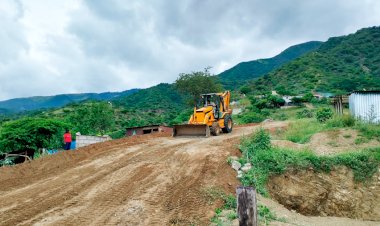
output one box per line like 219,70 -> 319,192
173,91 -> 233,137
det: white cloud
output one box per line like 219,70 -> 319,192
0,0 -> 380,100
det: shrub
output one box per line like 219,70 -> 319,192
316,107 -> 333,122
239,112 -> 265,124
296,109 -> 314,119
241,128 -> 271,159
326,114 -> 356,128
342,114 -> 356,127
108,129 -> 126,139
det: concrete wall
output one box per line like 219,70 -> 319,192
76,135 -> 112,148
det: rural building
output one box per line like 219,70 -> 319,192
125,125 -> 173,137
349,91 -> 380,123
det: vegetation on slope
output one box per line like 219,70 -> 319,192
113,83 -> 187,127
239,128 -> 380,196
218,41 -> 322,90
248,26 -> 380,95
0,118 -> 69,158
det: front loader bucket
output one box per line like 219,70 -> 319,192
172,124 -> 210,137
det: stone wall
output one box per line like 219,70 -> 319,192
76,135 -> 112,148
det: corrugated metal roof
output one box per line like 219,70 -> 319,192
351,90 -> 380,94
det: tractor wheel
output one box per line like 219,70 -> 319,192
222,115 -> 233,133
211,123 -> 221,136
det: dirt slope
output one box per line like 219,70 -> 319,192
1,121 -> 376,226
0,125 -> 257,226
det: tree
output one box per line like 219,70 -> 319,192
69,102 -> 115,135
175,68 -> 222,105
240,85 -> 252,95
301,92 -> 315,102
0,118 -> 69,157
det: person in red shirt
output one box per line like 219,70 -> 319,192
63,129 -> 72,150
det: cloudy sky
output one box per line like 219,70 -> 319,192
1,0 -> 380,100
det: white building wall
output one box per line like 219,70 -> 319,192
76,135 -> 112,148
349,92 -> 380,123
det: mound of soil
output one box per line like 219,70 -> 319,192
268,167 -> 380,221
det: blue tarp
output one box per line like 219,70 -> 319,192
47,141 -> 76,155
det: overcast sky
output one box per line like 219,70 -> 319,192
1,0 -> 380,100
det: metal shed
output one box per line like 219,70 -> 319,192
349,91 -> 380,123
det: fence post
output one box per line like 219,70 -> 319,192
236,186 -> 257,226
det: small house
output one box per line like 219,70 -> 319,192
125,125 -> 173,137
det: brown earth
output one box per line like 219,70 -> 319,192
1,121 -> 378,226
0,125 -> 259,226
268,167 -> 380,221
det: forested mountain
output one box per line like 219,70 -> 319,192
113,83 -> 188,127
218,41 -> 322,89
0,89 -> 139,113
248,26 -> 380,95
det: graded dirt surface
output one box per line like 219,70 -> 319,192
0,124 -> 258,226
1,121 -> 378,226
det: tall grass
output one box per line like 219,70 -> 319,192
355,122 -> 380,141
281,118 -> 324,143
281,114 -> 379,144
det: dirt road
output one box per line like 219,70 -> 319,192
1,121 -> 377,226
0,124 -> 258,226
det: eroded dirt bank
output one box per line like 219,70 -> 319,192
268,166 -> 380,221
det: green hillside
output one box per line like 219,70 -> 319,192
113,83 -> 187,127
0,89 -> 139,113
249,26 -> 380,95
218,41 -> 322,89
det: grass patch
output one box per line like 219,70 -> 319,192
279,114 -> 379,144
240,129 -> 380,196
270,106 -> 303,121
355,122 -> 380,141
281,118 -> 324,143
258,204 -> 286,225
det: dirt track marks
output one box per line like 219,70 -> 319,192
0,125 -> 257,225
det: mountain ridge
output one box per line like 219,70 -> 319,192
248,26 -> 380,95
0,89 -> 139,113
218,41 -> 323,89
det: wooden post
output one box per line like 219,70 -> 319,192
236,186 -> 257,226
333,95 -> 344,115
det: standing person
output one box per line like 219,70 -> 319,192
63,129 -> 72,150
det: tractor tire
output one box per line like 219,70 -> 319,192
222,115 -> 233,133
211,123 -> 221,136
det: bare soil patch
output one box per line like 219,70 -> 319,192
0,126 -> 256,226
